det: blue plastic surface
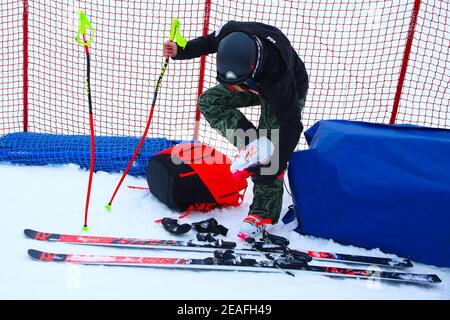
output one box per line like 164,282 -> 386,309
288,120 -> 450,267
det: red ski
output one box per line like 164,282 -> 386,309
24,228 -> 413,268
27,249 -> 441,284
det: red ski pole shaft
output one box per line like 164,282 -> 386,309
82,33 -> 95,232
105,19 -> 182,211
105,57 -> 169,210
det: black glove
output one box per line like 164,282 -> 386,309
192,218 -> 228,236
161,218 -> 192,235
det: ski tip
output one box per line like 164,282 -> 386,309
28,249 -> 42,260
23,228 -> 37,239
105,203 -> 112,211
28,249 -> 68,263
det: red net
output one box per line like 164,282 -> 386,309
1,0 -> 449,156
0,0 -> 23,134
394,0 -> 450,128
201,0 -> 415,152
24,0 -> 204,142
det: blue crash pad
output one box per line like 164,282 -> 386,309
288,120 -> 450,267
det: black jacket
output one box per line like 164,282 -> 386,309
174,21 -> 308,128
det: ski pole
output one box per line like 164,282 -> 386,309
105,18 -> 185,211
76,10 -> 95,232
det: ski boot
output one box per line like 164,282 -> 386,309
230,136 -> 274,177
238,214 -> 272,241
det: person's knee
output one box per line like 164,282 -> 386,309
198,87 -> 227,116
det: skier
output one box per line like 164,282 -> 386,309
163,21 -> 308,239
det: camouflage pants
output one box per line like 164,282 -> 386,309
198,84 -> 305,223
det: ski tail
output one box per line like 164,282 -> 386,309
306,250 -> 413,268
304,265 -> 441,284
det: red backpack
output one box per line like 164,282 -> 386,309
147,142 -> 247,213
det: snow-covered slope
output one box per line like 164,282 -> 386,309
0,163 -> 448,299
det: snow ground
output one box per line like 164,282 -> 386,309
0,163 -> 449,300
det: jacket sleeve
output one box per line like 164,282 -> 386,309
263,71 -> 301,128
172,31 -> 219,60
253,73 -> 303,182
292,48 -> 309,100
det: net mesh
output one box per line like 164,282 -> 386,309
0,132 -> 177,175
0,0 -> 448,157
200,0 -> 417,152
395,0 -> 450,128
0,0 -> 23,134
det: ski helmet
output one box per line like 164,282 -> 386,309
216,32 -> 259,85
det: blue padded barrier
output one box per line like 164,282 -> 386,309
0,132 -> 179,176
